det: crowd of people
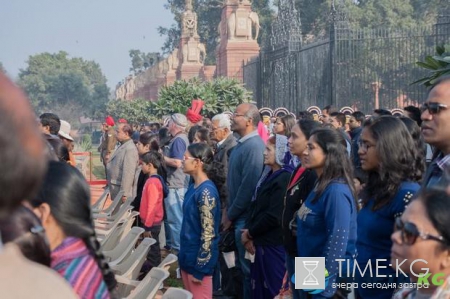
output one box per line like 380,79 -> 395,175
1,70 -> 450,299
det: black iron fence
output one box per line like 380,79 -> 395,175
243,13 -> 450,114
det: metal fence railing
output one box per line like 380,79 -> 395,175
243,11 -> 450,113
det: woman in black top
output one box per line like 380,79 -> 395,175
283,119 -> 319,299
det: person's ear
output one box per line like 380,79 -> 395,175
33,203 -> 52,225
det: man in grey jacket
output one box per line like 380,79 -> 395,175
107,123 -> 139,203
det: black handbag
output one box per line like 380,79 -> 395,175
218,228 -> 236,253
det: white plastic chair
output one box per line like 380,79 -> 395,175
91,187 -> 109,211
158,253 -> 178,271
117,267 -> 170,299
94,198 -> 133,224
95,208 -> 137,239
120,211 -> 140,242
99,218 -> 127,250
94,192 -> 132,222
95,214 -> 129,241
103,227 -> 144,265
162,288 -> 193,299
110,237 -> 156,279
92,190 -> 124,215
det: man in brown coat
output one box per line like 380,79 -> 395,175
99,116 -> 117,179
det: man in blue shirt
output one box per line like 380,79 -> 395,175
223,103 -> 265,299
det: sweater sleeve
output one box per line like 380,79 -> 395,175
318,185 -> 353,299
140,178 -> 161,227
193,187 -> 218,280
227,143 -> 264,221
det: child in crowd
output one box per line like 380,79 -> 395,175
139,151 -> 169,274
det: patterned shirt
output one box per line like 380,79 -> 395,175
51,237 -> 109,299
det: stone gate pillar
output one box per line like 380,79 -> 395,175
215,0 -> 260,81
176,0 -> 206,80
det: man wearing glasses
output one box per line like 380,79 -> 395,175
223,103 -> 265,299
421,75 -> 450,187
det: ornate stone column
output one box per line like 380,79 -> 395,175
177,0 -> 206,80
215,0 -> 260,81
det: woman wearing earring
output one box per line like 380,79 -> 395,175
30,161 -> 117,299
179,143 -> 226,298
356,116 -> 423,299
297,128 -> 357,299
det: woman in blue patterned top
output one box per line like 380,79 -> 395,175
356,116 -> 423,299
297,128 -> 358,299
179,143 -> 225,298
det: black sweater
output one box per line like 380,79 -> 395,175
281,166 -> 317,257
246,170 -> 290,247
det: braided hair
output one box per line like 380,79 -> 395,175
29,161 -> 117,294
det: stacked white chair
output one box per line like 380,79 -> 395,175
162,288 -> 193,299
103,227 -> 145,265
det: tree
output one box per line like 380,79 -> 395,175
158,0 -> 274,64
106,98 -> 155,124
0,62 -> 5,73
413,44 -> 450,87
18,51 -> 110,123
129,50 -> 161,74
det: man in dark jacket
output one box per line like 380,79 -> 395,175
349,111 -> 365,169
211,113 -> 238,298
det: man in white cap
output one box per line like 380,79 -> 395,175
58,120 -> 76,166
164,113 -> 190,253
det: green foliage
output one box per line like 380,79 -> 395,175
413,44 -> 450,87
0,62 -> 5,73
129,50 -> 161,75
156,77 -> 252,118
106,98 -> 155,124
18,51 -> 110,122
79,134 -> 92,152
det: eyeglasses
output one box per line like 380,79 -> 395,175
232,113 -> 247,118
394,217 -> 446,246
358,140 -> 375,152
420,102 -> 448,115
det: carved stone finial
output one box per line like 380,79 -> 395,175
186,0 -> 193,11
182,0 -> 199,38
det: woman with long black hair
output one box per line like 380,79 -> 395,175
179,143 -> 225,298
30,161 -> 117,299
296,128 -> 357,299
356,116 -> 423,299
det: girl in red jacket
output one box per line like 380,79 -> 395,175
140,150 -> 169,273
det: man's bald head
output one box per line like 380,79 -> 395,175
0,72 -> 46,218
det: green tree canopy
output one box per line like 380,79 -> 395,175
129,50 -> 161,75
106,98 -> 155,124
18,51 -> 110,123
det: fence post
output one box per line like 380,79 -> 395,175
89,151 -> 92,182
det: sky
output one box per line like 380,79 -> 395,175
0,0 -> 174,88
